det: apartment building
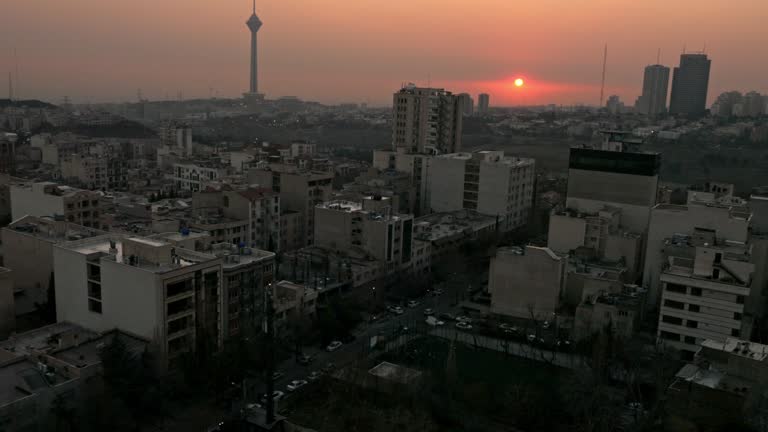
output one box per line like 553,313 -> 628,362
372,149 -> 432,216
248,164 -> 333,247
429,151 -> 535,232
656,230 -> 754,360
54,235 -> 224,371
2,216 -> 104,316
0,268 -> 13,338
392,84 -> 463,154
10,182 -> 105,229
272,280 -> 317,330
172,161 -> 231,192
192,186 -> 281,251
290,141 -> 316,158
314,197 -> 414,268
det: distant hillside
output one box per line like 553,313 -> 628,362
0,99 -> 57,109
64,120 -> 158,139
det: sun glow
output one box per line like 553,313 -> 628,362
514,78 -> 524,87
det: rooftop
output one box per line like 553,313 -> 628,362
414,210 -> 498,242
701,338 -> 768,362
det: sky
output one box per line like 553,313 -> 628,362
2,0 -> 767,106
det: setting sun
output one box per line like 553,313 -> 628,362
514,78 -> 524,87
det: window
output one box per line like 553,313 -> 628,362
689,304 -> 700,313
88,281 -> 102,300
664,299 -> 685,310
168,317 -> 189,334
714,253 -> 722,264
734,312 -> 743,321
167,298 -> 192,316
684,336 -> 696,345
662,315 -> 683,325
660,331 -> 679,341
732,329 -> 741,337
167,280 -> 192,297
88,299 -> 102,314
737,296 -> 745,304
690,287 -> 702,297
666,283 -> 687,294
686,320 -> 698,329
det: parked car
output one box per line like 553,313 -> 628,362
407,300 -> 420,308
433,288 -> 444,296
542,321 -> 551,330
322,363 -> 335,373
423,308 -> 434,316
526,334 -> 536,343
439,313 -> 456,321
388,305 -> 404,315
425,316 -> 445,326
259,391 -> 285,404
307,371 -> 322,381
271,371 -> 284,381
326,341 -> 343,352
297,354 -> 314,365
456,316 -> 473,323
286,380 -> 308,392
456,321 -> 473,330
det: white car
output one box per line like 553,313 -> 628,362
307,371 -> 322,381
423,308 -> 434,316
542,321 -> 551,330
392,307 -> 404,315
286,379 -> 308,392
326,341 -> 343,352
407,300 -> 420,308
259,391 -> 285,404
456,321 -> 473,330
425,316 -> 445,326
527,334 -> 536,342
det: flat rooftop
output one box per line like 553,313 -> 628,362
6,216 -> 105,243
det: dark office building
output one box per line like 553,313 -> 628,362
669,53 -> 711,116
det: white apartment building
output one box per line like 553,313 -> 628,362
172,161 -> 231,192
657,230 -> 754,360
54,235 -> 224,371
643,202 -> 751,306
488,246 -> 566,319
314,197 -> 414,269
10,182 -> 105,229
61,153 -> 108,190
392,84 -> 463,154
429,151 -> 535,232
290,141 -> 316,158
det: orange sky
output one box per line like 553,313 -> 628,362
2,0 -> 767,106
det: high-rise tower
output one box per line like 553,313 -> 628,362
245,0 -> 263,100
669,53 -> 711,116
635,64 -> 670,116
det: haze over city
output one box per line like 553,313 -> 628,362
2,0 -> 767,105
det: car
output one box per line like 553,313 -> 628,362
286,379 -> 308,392
322,362 -> 335,373
423,308 -> 434,316
439,313 -> 456,321
455,321 -> 473,330
526,334 -> 536,343
393,307 -> 404,315
307,371 -> 322,381
326,341 -> 343,352
407,300 -> 420,308
456,316 -> 473,323
259,391 -> 285,404
425,316 -> 445,326
542,321 -> 551,330
271,371 -> 284,381
434,288 -> 444,295
297,354 -> 314,365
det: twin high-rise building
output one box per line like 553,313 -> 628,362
458,93 -> 474,117
635,64 -> 670,115
669,53 -> 711,116
392,84 -> 463,154
477,93 -> 490,114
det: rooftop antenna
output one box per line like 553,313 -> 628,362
683,44 -> 686,54
253,0 -> 256,14
427,73 -> 431,88
599,44 -> 607,107
7,72 -> 12,101
656,48 -> 661,64
703,42 -> 707,54
13,48 -> 19,101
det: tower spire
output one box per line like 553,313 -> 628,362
253,0 -> 256,14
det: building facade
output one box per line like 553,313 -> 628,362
635,64 -> 670,115
429,151 -> 535,232
10,182 -> 105,229
392,84 -> 463,154
669,53 -> 711,116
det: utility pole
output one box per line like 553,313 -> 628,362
599,44 -> 608,108
264,282 -> 276,424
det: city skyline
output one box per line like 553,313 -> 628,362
1,0 -> 767,105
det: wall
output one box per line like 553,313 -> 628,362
489,247 -> 564,319
429,157 -> 464,213
547,214 -> 587,254
1,229 -> 55,315
0,269 -> 14,338
10,185 -> 64,220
